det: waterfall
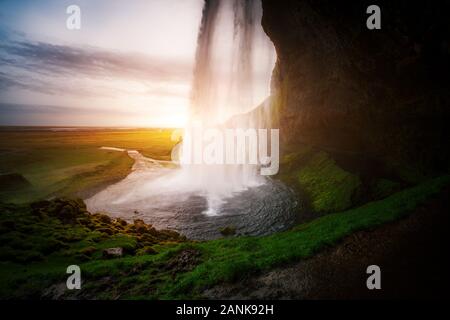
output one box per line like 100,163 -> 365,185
180,0 -> 276,215
190,0 -> 273,125
87,0 -> 277,219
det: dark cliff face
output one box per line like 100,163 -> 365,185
261,0 -> 450,172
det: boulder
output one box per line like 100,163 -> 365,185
115,218 -> 128,226
95,213 -> 112,224
102,247 -> 123,259
133,219 -> 148,234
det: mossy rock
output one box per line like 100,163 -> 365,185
138,233 -> 157,244
97,227 -> 115,236
124,225 -> 136,234
136,246 -> 158,256
219,226 -> 236,236
159,229 -> 181,239
115,218 -> 128,226
296,151 -> 361,213
93,213 -> 112,224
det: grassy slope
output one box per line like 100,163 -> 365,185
0,199 -> 185,299
279,149 -> 361,213
0,129 -> 176,203
1,175 -> 448,299
1,128 -> 448,299
162,174 -> 449,298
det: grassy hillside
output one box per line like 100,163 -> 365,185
0,128 -> 176,203
1,175 -> 448,299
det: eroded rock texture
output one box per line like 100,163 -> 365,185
261,0 -> 450,172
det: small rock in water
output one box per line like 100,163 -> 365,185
219,226 -> 236,236
102,247 -> 123,259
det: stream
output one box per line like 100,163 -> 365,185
86,148 -> 298,240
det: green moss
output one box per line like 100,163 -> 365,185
1,175 -> 448,299
296,151 -> 361,212
161,174 -> 448,298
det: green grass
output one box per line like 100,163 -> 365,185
156,175 -> 448,298
1,128 -> 447,299
0,128 -> 176,203
1,175 -> 448,299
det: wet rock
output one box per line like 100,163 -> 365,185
115,218 -> 128,226
125,225 -> 136,234
147,227 -> 160,237
102,247 -> 123,259
134,219 -> 148,234
219,226 -> 236,237
95,213 -> 112,224
160,229 -> 181,239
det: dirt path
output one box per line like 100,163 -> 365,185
204,188 -> 450,299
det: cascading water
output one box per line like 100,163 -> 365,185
86,0 -> 298,239
180,0 -> 276,215
191,0 -> 263,123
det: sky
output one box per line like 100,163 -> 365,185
0,0 -> 205,127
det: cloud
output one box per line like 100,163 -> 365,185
0,102 -> 142,126
1,40 -> 192,79
0,70 -> 103,97
0,35 -> 193,97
